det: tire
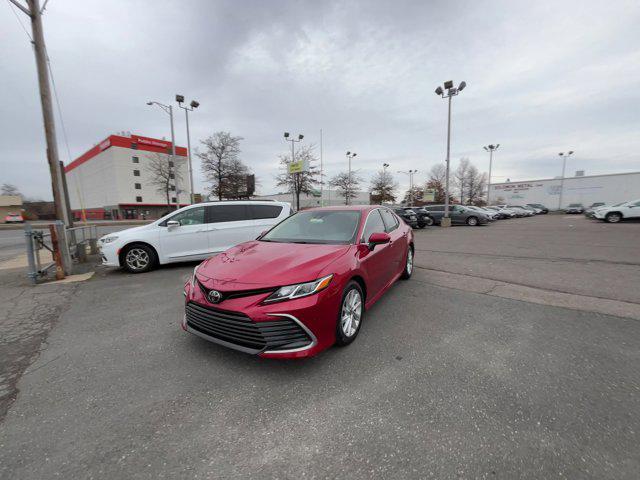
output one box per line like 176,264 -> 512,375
605,212 -> 622,223
401,245 -> 414,280
335,281 -> 365,347
121,244 -> 157,273
466,216 -> 479,226
424,216 -> 434,226
417,222 -> 426,229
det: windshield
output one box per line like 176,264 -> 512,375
261,210 -> 361,244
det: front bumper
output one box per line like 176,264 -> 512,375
182,279 -> 341,358
98,242 -> 121,267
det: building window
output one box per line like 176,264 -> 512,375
134,183 -> 141,189
133,170 -> 140,176
131,143 -> 138,149
132,156 -> 139,163
168,161 -> 174,168
170,185 -> 176,191
171,197 -> 177,203
136,196 -> 143,202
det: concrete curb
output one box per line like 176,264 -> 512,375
414,267 -> 640,321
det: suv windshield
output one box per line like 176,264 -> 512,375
260,210 -> 360,244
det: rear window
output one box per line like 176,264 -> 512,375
379,208 -> 399,232
249,204 -> 283,219
207,205 -> 250,223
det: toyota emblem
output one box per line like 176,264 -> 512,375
208,290 -> 223,304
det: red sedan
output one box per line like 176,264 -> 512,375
182,206 -> 414,358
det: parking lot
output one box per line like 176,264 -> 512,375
1,215 -> 639,479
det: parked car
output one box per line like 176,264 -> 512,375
466,205 -> 497,221
403,206 -> 434,228
423,204 -> 489,226
584,202 -> 606,218
98,201 -> 292,273
393,207 -> 418,228
593,199 -> 640,223
4,212 -> 24,223
505,205 -> 533,217
486,206 -> 515,219
182,206 -> 414,358
521,205 -> 541,214
526,203 -> 548,214
565,203 -> 585,214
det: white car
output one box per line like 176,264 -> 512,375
99,201 -> 292,273
593,199 -> 640,223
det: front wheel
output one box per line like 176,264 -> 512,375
335,282 -> 365,347
605,212 -> 622,223
122,244 -> 157,273
466,216 -> 479,226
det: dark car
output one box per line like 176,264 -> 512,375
584,202 -> 605,218
526,203 -> 549,214
565,203 -> 584,214
392,208 -> 418,228
403,207 -> 434,228
423,204 -> 489,226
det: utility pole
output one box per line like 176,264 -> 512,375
147,100 -> 179,209
284,132 -> 304,210
12,0 -> 71,226
483,144 -> 500,205
346,151 -> 357,205
558,150 -> 574,211
398,170 -> 418,205
176,95 -> 199,204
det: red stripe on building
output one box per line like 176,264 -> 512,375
64,134 -> 188,173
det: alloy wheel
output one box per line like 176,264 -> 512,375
467,217 -> 478,226
406,248 -> 413,275
125,248 -> 150,271
340,289 -> 362,338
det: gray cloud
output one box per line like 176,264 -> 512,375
1,0 -> 639,200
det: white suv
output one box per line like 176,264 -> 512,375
593,199 -> 640,223
99,201 -> 291,273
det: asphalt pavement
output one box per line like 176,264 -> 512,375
0,262 -> 639,479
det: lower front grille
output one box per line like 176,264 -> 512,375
185,302 -> 312,353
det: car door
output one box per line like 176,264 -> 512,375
158,206 -> 209,262
206,204 -> 256,254
450,205 -> 466,224
379,208 -> 407,276
249,204 -> 285,237
358,209 -> 396,297
425,206 -> 444,223
625,200 -> 640,218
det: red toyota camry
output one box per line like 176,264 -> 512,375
182,205 -> 414,358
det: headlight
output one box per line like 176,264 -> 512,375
263,274 -> 333,304
100,236 -> 119,244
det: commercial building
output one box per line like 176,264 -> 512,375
65,133 -> 189,220
253,189 -> 370,208
489,171 -> 640,209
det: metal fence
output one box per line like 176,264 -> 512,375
24,222 -> 99,285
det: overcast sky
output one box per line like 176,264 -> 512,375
1,0 -> 639,200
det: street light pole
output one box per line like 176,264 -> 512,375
558,150 -> 574,211
398,169 -> 418,205
346,151 -> 357,205
483,144 -> 500,205
176,95 -> 200,204
147,100 -> 179,209
435,80 -> 467,227
284,132 -> 304,210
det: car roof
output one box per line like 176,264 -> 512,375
304,205 -> 379,213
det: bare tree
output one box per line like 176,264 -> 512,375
465,164 -> 488,205
275,144 -> 320,210
369,169 -> 398,204
402,185 -> 425,205
145,153 -> 183,208
425,163 -> 448,203
1,183 -> 20,196
197,132 -> 244,200
454,158 -> 471,203
223,158 -> 253,199
330,171 -> 362,205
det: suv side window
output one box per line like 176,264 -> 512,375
380,208 -> 399,232
207,205 -> 250,223
166,206 -> 205,226
361,209 -> 386,242
249,204 -> 283,219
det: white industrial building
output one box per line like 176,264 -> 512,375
65,133 -> 189,220
253,189 -> 370,209
489,171 -> 640,209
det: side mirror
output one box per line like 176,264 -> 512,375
367,232 -> 391,250
167,220 -> 180,229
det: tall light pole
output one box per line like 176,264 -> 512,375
398,169 -> 418,205
11,0 -> 71,226
147,100 -> 179,209
346,151 -> 357,205
483,144 -> 500,205
383,162 -> 389,172
435,80 -> 467,227
558,150 -> 574,211
176,95 -> 199,204
284,132 -> 304,210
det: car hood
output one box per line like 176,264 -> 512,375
100,223 -> 153,241
196,240 -> 352,291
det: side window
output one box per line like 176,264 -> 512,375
379,208 -> 399,232
207,205 -> 250,223
633,201 -> 640,207
361,210 -> 386,242
169,207 -> 205,226
249,204 -> 283,220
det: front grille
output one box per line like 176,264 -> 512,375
197,280 -> 275,302
185,302 -> 312,353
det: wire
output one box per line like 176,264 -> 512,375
6,0 -> 33,41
